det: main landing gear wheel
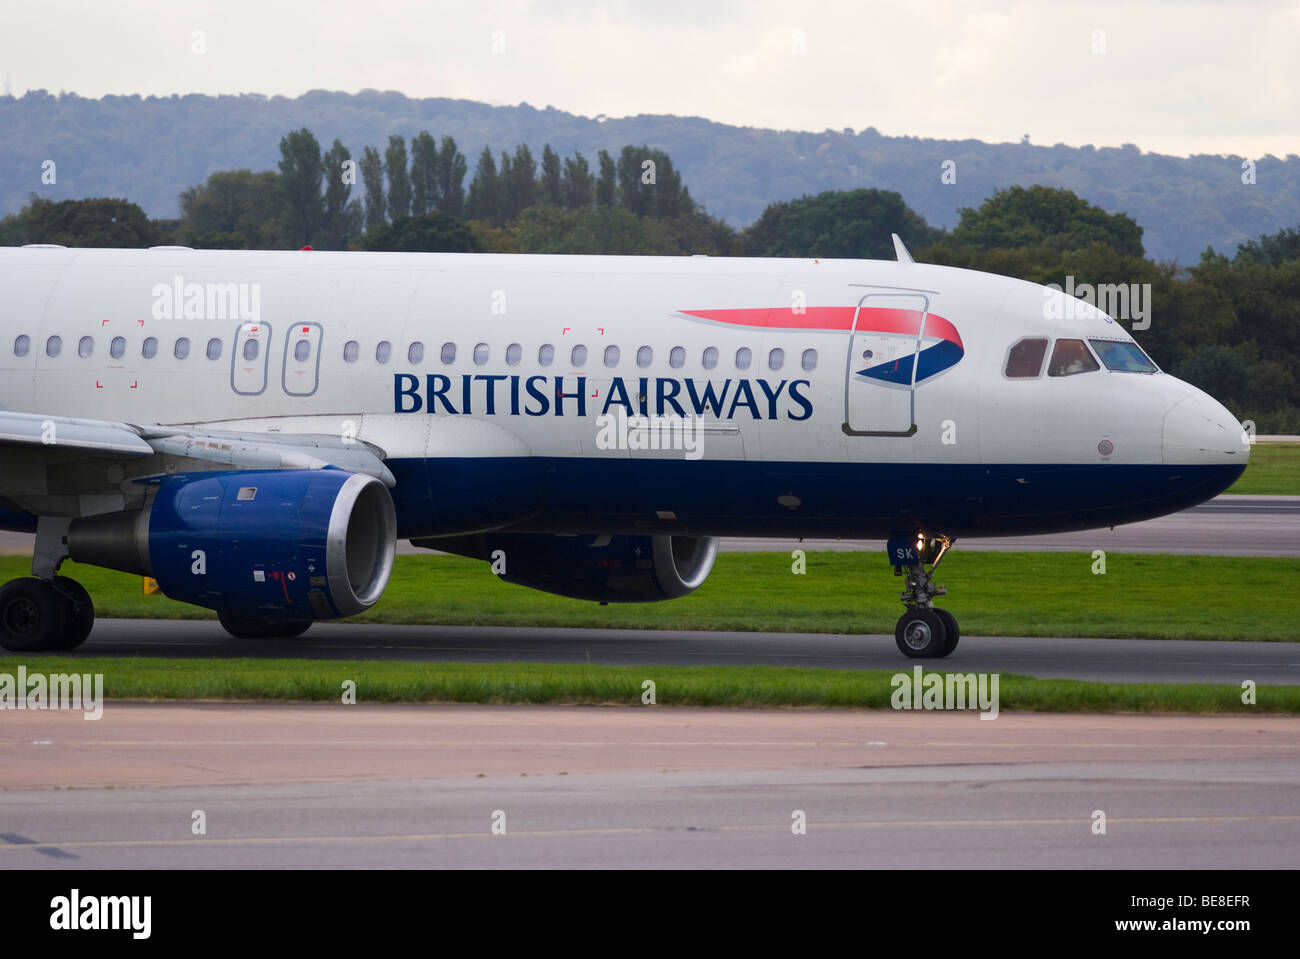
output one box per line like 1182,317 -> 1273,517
50,576 -> 94,650
0,577 -> 68,652
894,608 -> 947,658
885,533 -> 961,659
218,611 -> 313,640
0,575 -> 96,652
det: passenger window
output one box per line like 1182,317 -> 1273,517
110,336 -> 126,359
473,343 -> 489,365
1047,338 -> 1100,377
174,337 -> 190,360
539,344 -> 555,366
243,339 -> 259,361
801,348 -> 817,371
570,344 -> 587,367
702,347 -> 718,370
14,334 -> 30,357
343,340 -> 359,363
669,346 -> 685,369
637,346 -> 653,368
407,342 -> 423,364
604,345 -> 620,367
735,347 -> 751,370
206,338 -> 223,360
297,339 -> 313,362
77,336 -> 94,359
142,337 -> 158,359
768,347 -> 784,371
441,342 -> 456,364
1005,338 -> 1048,378
376,341 -> 392,364
506,343 -> 522,366
46,335 -> 62,358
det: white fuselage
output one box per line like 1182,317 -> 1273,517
0,247 -> 1247,539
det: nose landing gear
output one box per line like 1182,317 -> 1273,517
887,534 -> 959,658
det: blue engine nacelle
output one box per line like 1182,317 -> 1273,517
421,532 -> 718,603
67,470 -> 396,620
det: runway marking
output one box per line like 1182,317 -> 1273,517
3,814 -> 1299,853
6,739 -> 1300,749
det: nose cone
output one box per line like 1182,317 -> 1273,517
1162,389 -> 1251,465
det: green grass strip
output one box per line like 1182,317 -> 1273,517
1,656 -> 1292,714
1226,441 -> 1300,495
4,550 -> 1296,642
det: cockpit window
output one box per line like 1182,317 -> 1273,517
1088,338 -> 1159,373
1005,337 -> 1048,378
1047,338 -> 1100,377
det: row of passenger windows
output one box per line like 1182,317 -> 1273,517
15,334 -> 269,362
1004,337 -> 1158,378
343,340 -> 819,372
15,333 -> 820,373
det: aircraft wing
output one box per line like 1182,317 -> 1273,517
0,410 -> 154,456
0,410 -> 394,520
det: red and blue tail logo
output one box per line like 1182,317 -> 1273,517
680,306 -> 964,385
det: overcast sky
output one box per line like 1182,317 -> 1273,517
4,0 -> 1298,158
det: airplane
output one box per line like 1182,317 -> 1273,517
0,237 -> 1247,658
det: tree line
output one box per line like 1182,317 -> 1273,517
1,143 -> 1296,431
164,127 -> 716,255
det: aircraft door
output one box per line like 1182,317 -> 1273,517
282,323 -> 323,396
843,293 -> 929,436
231,321 -> 271,396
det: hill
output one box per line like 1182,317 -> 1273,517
2,88 -> 1297,263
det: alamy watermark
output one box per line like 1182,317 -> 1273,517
594,410 -> 705,460
0,667 -> 103,719
1044,275 -> 1150,331
151,275 -> 261,321
890,666 -> 1000,719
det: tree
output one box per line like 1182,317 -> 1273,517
539,144 -> 563,206
617,145 -> 688,218
1235,226 -> 1300,267
361,211 -> 484,253
361,146 -> 386,230
437,136 -> 467,218
3,196 -> 160,248
179,170 -> 285,248
321,139 -> 361,250
952,185 -> 1145,258
508,205 -> 679,255
385,135 -> 411,221
278,127 -> 325,246
466,147 -> 501,224
562,152 -> 594,210
743,189 -> 939,259
596,149 -> 616,208
508,143 -> 538,218
410,131 -> 439,216
1174,345 -> 1250,408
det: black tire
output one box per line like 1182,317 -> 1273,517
218,611 -> 312,640
50,576 -> 94,650
933,608 -> 960,657
894,608 -> 948,658
0,577 -> 68,652
263,620 -> 312,639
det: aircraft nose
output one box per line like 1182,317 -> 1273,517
1162,389 -> 1251,465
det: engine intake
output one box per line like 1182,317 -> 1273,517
423,532 -> 718,603
68,469 -> 396,619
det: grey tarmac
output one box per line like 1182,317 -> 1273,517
1,705 -> 1297,869
56,618 -> 1300,685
